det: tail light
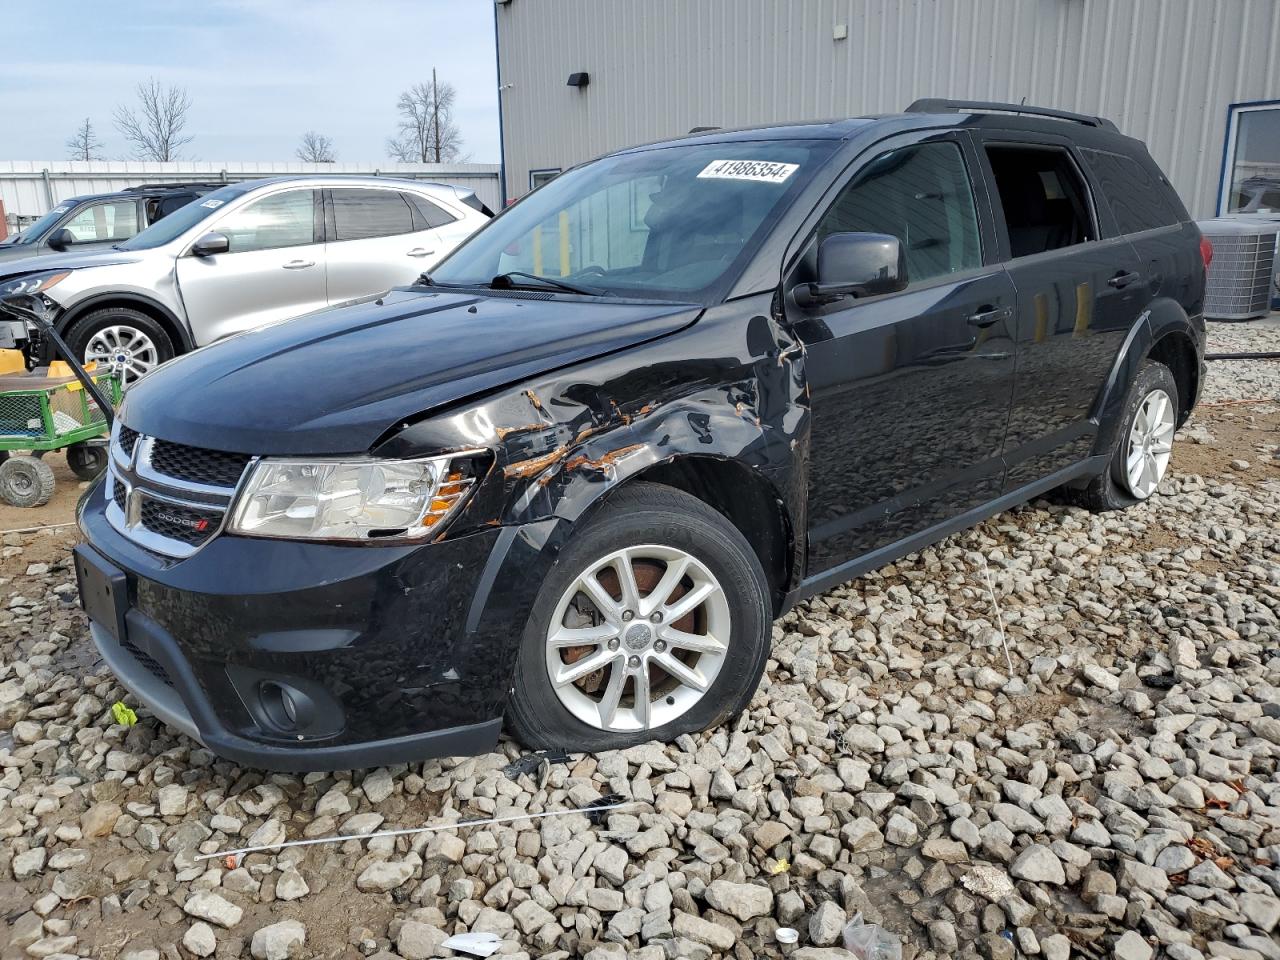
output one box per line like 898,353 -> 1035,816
1199,236 -> 1214,269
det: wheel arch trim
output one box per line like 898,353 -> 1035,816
58,293 -> 195,353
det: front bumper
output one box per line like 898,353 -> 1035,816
77,479 -> 557,771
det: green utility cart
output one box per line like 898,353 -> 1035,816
0,356 -> 120,507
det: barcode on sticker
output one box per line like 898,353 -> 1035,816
697,159 -> 798,184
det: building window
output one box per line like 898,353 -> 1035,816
1219,100 -> 1280,214
529,168 -> 561,193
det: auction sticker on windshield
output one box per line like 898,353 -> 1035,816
697,160 -> 798,184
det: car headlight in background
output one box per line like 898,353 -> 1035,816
227,453 -> 483,541
0,271 -> 71,299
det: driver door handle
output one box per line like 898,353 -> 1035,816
1108,270 -> 1142,289
407,248 -> 435,258
966,305 -> 1012,328
282,259 -> 315,270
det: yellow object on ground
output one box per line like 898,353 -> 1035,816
0,350 -> 23,375
111,701 -> 138,727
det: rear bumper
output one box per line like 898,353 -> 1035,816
77,479 -> 559,771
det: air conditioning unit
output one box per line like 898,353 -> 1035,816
1197,216 -> 1279,321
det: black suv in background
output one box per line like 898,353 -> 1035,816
72,100 -> 1207,770
0,182 -> 219,262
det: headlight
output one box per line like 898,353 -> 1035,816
0,271 -> 71,299
227,453 -> 482,541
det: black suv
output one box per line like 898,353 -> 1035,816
0,182 -> 220,262
72,100 -> 1207,771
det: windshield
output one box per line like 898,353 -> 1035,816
432,140 -> 836,301
11,203 -> 76,245
118,182 -> 255,250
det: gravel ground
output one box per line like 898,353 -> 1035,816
1,326 -> 1278,960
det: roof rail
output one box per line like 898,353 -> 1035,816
121,182 -> 226,193
905,98 -> 1118,131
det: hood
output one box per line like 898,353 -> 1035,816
0,248 -> 145,278
122,288 -> 701,455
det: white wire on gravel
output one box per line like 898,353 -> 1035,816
0,521 -> 79,536
979,554 -> 1016,674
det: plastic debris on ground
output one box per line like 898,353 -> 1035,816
501,748 -> 569,786
842,912 -> 902,960
775,927 -> 799,945
111,701 -> 137,727
439,931 -> 502,957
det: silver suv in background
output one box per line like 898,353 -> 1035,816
0,176 -> 491,380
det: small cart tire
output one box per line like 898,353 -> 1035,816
66,443 -> 108,481
0,457 -> 56,508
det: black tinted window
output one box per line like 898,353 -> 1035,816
331,189 -> 416,241
1082,149 -> 1184,234
405,193 -> 456,229
818,141 -> 982,283
986,145 -> 1094,258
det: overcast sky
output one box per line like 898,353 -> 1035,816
0,0 -> 501,163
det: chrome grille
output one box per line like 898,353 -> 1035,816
105,421 -> 254,559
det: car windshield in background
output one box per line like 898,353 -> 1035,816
117,182 -> 255,250
10,204 -> 75,245
431,140 -> 837,302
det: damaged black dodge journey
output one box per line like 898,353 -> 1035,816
75,100 -> 1207,771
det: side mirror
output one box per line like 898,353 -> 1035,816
190,232 -> 230,257
792,232 -> 907,307
47,228 -> 75,252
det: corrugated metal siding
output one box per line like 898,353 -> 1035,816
497,0 -> 1280,217
0,161 -> 502,223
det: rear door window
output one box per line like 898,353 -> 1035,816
984,145 -> 1095,258
331,189 -> 417,241
817,140 -> 983,284
1081,149 -> 1184,234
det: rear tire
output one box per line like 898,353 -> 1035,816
64,308 -> 175,385
506,482 -> 772,753
1068,360 -> 1179,512
0,456 -> 55,507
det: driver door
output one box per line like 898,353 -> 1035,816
175,189 -> 326,345
785,132 -> 1017,574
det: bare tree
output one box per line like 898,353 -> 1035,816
386,69 -> 464,163
296,131 -> 336,163
114,78 -> 193,161
66,118 -> 103,161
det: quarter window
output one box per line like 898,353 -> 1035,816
218,191 -> 317,253
62,200 -> 140,243
405,193 -> 456,229
985,145 -> 1094,258
818,141 -> 982,284
1081,149 -> 1184,234
331,189 -> 416,241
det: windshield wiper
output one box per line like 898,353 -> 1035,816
490,271 -> 606,296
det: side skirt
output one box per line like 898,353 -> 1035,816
782,455 -> 1108,611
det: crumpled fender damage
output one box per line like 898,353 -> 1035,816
379,292 -> 813,591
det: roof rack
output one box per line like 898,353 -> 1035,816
121,181 -> 226,193
905,99 -> 1117,131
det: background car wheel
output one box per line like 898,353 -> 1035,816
506,482 -> 772,753
0,456 -> 55,508
1069,360 -> 1180,512
66,442 -> 108,481
64,308 -> 175,385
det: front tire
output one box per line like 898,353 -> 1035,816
1071,360 -> 1179,512
506,482 -> 772,753
64,308 -> 175,385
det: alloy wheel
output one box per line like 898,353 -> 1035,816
545,545 -> 731,732
1123,387 -> 1175,499
84,324 -> 160,383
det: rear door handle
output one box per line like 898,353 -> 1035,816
282,259 -> 315,270
966,305 -> 1012,328
1108,270 -> 1141,289
407,248 -> 435,258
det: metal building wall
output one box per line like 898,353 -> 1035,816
496,0 -> 1280,217
0,161 -> 503,225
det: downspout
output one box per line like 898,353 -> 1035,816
40,168 -> 54,209
493,2 -> 508,207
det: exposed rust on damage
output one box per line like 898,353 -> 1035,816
777,342 -> 805,367
496,422 -> 546,440
564,443 -> 645,474
524,389 -> 550,420
503,446 -> 570,479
